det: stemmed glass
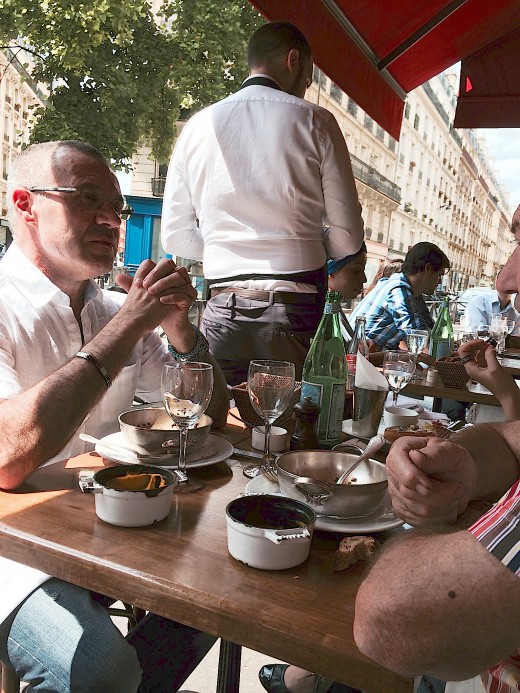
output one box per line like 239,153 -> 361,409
242,360 -> 295,480
382,351 -> 415,405
490,315 -> 508,353
161,362 -> 213,493
405,329 -> 429,381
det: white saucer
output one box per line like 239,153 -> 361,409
95,432 -> 233,469
244,476 -> 403,534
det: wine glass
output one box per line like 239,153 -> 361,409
161,362 -> 213,493
382,351 -> 415,405
242,360 -> 295,480
405,329 -> 429,381
490,315 -> 507,353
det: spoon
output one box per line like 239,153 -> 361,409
79,433 -> 174,463
336,434 -> 386,485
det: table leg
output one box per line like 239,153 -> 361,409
217,639 -> 242,693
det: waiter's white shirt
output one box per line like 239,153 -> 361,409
161,78 -> 364,291
0,243 -> 171,624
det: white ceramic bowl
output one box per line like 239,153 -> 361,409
89,465 -> 177,527
226,495 -> 315,570
251,426 -> 289,452
383,406 -> 419,428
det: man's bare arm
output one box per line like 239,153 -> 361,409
451,421 -> 520,501
354,530 -> 520,680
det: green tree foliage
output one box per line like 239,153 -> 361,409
0,0 -> 262,168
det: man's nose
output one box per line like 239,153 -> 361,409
95,200 -> 122,228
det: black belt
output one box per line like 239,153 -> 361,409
209,287 -> 318,305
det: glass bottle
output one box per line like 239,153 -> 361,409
346,316 -> 368,389
430,296 -> 454,359
300,290 -> 347,448
290,397 -> 320,450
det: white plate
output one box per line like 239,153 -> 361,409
244,476 -> 403,534
95,432 -> 233,469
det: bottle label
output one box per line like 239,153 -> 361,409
432,340 -> 452,359
301,380 -> 345,442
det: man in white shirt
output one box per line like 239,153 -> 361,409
0,140 -> 229,692
161,21 -> 364,385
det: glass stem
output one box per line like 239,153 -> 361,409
262,420 -> 272,465
178,425 -> 188,475
393,390 -> 398,405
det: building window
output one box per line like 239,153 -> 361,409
413,114 -> 420,130
388,136 -> 396,153
376,125 -> 385,141
319,71 -> 327,90
347,98 -> 358,116
364,114 -> 374,132
312,65 -> 320,83
404,103 -> 411,119
330,83 -> 342,103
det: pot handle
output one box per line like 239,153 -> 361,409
78,470 -> 103,494
293,476 -> 334,506
264,527 -> 311,544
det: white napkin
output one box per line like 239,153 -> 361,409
354,353 -> 389,391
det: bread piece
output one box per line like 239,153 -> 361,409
384,419 -> 448,443
383,426 -> 435,443
333,535 -> 376,572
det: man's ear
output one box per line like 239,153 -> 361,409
12,188 -> 36,224
286,47 -> 300,73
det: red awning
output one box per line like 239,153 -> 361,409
248,0 -> 520,139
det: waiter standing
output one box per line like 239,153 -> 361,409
161,21 -> 364,385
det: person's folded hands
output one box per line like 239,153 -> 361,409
386,436 -> 476,527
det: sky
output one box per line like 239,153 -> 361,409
476,128 -> 520,213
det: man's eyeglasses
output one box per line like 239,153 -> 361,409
28,186 -> 133,220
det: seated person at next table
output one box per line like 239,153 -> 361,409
463,286 -> 520,335
326,243 -> 367,343
348,241 -> 449,352
0,140 -> 229,693
353,241 -> 520,692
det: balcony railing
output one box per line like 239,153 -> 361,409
151,177 -> 166,197
350,154 -> 401,203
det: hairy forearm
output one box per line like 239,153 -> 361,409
0,314 -> 142,489
450,422 -> 520,501
354,530 -> 520,680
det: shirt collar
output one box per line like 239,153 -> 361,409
1,242 -> 102,309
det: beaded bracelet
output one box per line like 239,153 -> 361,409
168,325 -> 209,362
75,351 -> 112,388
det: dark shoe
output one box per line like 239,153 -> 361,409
259,663 -> 290,692
258,663 -> 335,693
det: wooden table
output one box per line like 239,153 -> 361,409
403,377 -> 500,411
0,420 -> 413,693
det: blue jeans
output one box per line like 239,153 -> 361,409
0,578 -> 217,692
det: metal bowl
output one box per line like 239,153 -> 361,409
118,407 -> 212,455
276,449 -> 388,518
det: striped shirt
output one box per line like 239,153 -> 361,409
469,480 -> 520,692
348,273 -> 431,349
